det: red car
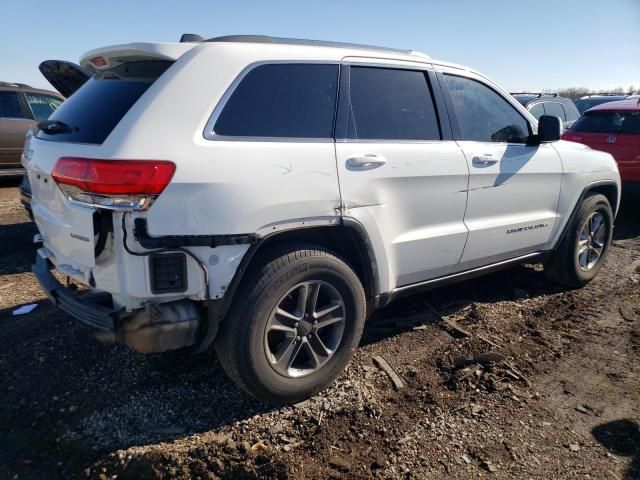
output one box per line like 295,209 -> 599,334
562,98 -> 640,194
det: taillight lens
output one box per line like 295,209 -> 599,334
52,157 -> 175,210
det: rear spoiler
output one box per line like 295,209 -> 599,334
79,42 -> 196,71
40,42 -> 197,98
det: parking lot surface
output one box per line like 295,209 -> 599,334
1,181 -> 639,479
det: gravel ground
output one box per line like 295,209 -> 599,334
1,179 -> 639,480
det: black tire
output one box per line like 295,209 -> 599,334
544,193 -> 613,288
215,246 -> 366,405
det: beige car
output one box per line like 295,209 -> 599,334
0,82 -> 64,176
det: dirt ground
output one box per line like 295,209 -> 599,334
1,178 -> 639,480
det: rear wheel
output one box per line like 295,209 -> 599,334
544,193 -> 613,288
215,246 -> 366,405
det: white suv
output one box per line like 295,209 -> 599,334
26,35 -> 620,404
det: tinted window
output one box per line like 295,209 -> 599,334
444,75 -> 530,143
0,91 -> 27,119
562,103 -> 579,122
36,61 -> 172,144
215,64 -> 338,138
346,67 -> 440,140
544,102 -> 566,121
571,111 -> 640,134
529,103 -> 545,120
25,93 -> 63,120
574,97 -> 627,114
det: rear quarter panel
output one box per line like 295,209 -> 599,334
104,43 -> 343,237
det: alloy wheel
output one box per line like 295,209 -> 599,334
264,280 -> 346,378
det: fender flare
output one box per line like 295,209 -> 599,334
196,219 -> 381,352
553,180 -> 619,251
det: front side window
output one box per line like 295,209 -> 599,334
214,63 -> 338,138
529,103 -> 545,120
346,67 -> 440,140
25,93 -> 63,120
444,75 -> 530,143
544,102 -> 566,122
0,91 -> 27,119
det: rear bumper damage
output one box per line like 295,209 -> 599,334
33,251 -> 202,353
32,251 -> 121,331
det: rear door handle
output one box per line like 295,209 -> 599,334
472,154 -> 498,167
346,154 -> 387,169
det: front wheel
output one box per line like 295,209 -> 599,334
215,246 -> 366,405
544,193 -> 613,288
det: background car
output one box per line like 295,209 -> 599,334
0,82 -> 63,177
511,92 -> 580,129
574,93 -> 633,114
563,98 -> 640,194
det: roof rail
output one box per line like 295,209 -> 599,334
205,35 -> 430,58
511,92 -> 559,97
0,81 -> 31,88
582,92 -> 633,97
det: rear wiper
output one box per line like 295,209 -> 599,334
37,120 -> 74,134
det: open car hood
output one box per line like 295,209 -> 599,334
39,60 -> 91,98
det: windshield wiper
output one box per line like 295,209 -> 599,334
37,120 -> 74,134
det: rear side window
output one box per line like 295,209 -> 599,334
562,103 -> 579,122
444,75 -> 530,143
36,61 -> 172,144
214,64 -> 338,139
346,67 -> 440,140
529,103 -> 545,120
544,102 -> 566,121
0,91 -> 27,119
572,111 -> 640,134
25,93 -> 63,120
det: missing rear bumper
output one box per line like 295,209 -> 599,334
32,252 -> 121,332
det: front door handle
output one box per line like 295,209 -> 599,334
472,154 -> 498,167
346,154 -> 387,169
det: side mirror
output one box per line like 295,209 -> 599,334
538,115 -> 563,142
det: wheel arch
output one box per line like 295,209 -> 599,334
554,180 -> 619,250
225,222 -> 378,306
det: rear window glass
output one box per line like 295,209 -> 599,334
214,63 -> 338,138
529,103 -> 545,119
36,61 -> 172,144
571,111 -> 640,134
0,91 -> 27,119
544,102 -> 566,121
562,103 -> 579,122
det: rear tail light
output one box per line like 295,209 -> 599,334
52,157 -> 175,210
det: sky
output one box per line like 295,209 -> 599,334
1,0 -> 639,93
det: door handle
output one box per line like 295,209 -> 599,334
472,154 -> 498,167
346,154 -> 387,169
